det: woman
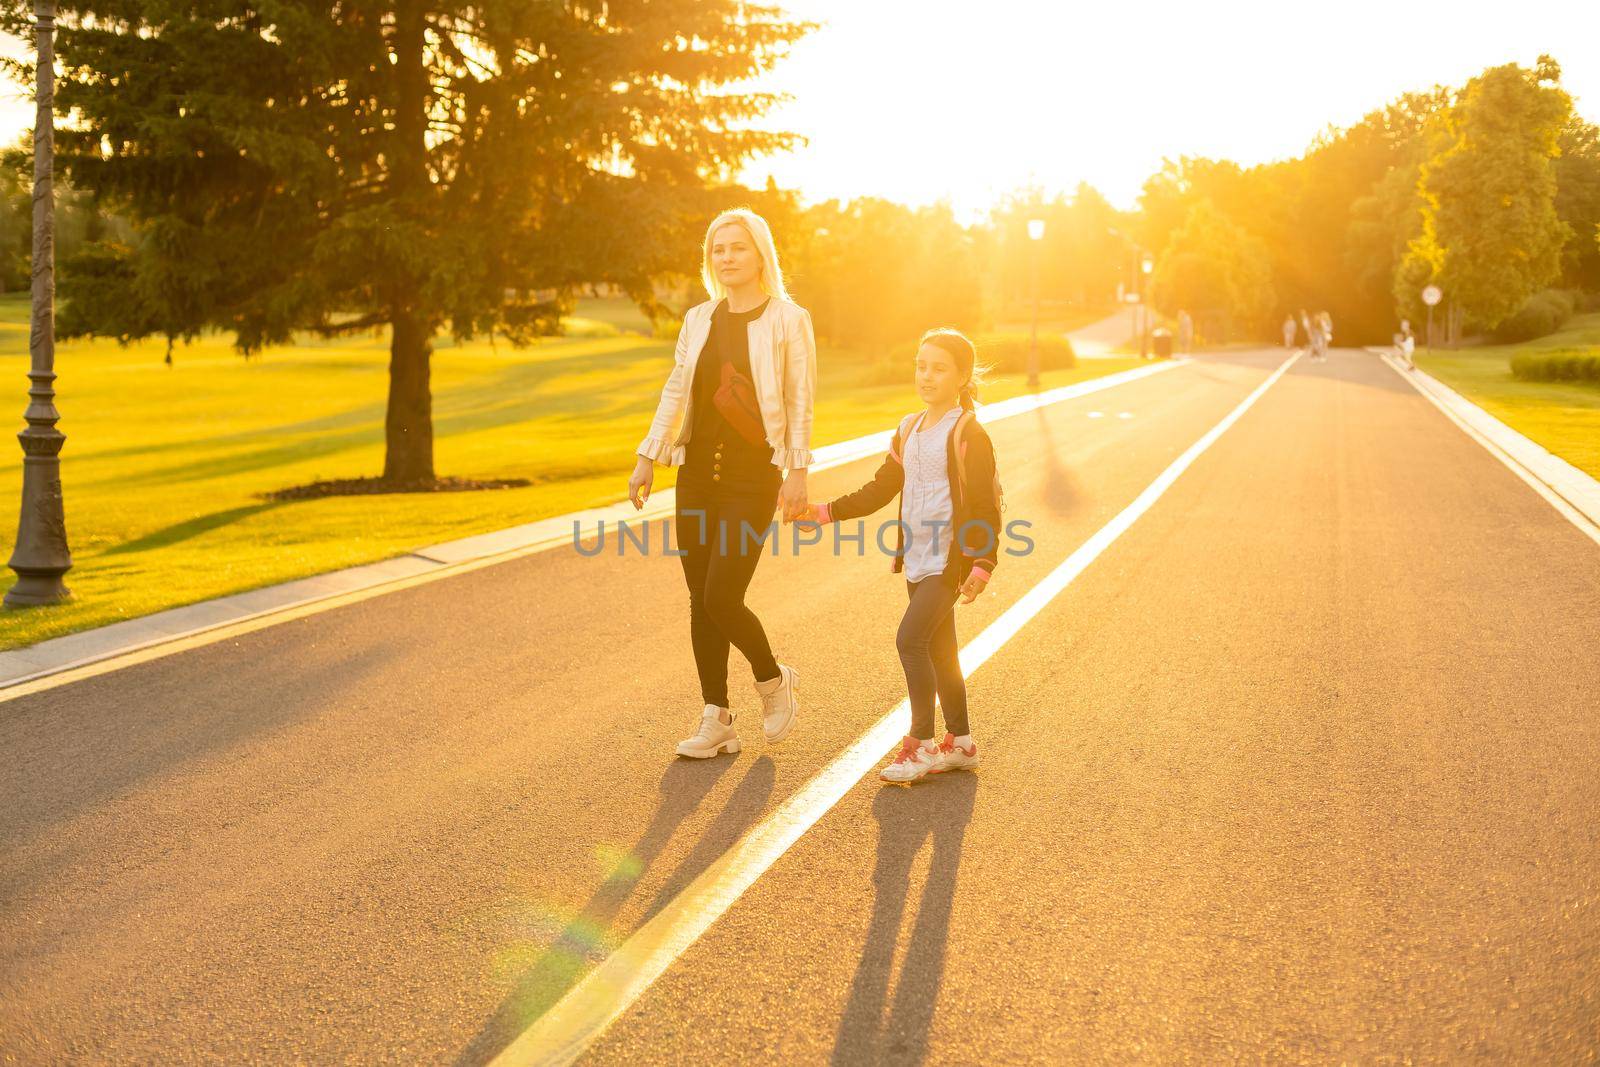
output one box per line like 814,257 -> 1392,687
627,208 -> 816,759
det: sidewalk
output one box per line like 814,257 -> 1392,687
1069,306 -> 1139,358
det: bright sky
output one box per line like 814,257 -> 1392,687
0,1 -> 1594,217
747,0 -> 1600,216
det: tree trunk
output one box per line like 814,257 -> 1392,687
382,306 -> 434,483
380,1 -> 435,485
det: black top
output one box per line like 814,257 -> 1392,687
685,298 -> 775,479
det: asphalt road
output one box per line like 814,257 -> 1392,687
2,348 -> 1596,1064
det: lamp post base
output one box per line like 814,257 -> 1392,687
8,427 -> 73,609
4,573 -> 71,607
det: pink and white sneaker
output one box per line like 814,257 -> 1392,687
933,733 -> 980,772
880,735 -> 940,784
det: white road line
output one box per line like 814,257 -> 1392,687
489,352 -> 1300,1067
1087,410 -> 1105,418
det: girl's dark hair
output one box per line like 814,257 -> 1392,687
919,327 -> 989,411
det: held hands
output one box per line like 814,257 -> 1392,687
786,502 -> 822,526
778,469 -> 809,523
628,456 -> 654,510
959,569 -> 989,604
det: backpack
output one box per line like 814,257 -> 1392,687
892,409 -> 1005,516
954,410 -> 1005,516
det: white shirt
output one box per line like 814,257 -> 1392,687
900,407 -> 962,582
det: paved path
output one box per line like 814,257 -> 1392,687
3,348 -> 1597,1063
1068,306 -> 1138,357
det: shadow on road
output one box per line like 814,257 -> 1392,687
831,771 -> 979,1066
1029,405 -> 1087,516
456,754 -> 776,1065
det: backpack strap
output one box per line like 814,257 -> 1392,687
889,411 -> 922,463
953,409 -> 976,500
952,409 -> 1004,515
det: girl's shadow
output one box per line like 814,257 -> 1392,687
832,772 -> 979,1066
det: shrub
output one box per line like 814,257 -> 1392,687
1509,347 -> 1600,383
1491,289 -> 1578,343
972,333 -> 1078,377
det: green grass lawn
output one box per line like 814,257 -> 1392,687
0,295 -> 1142,650
1416,312 -> 1600,481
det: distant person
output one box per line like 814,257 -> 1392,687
795,328 -> 1002,784
628,207 -> 816,760
1300,310 -> 1324,363
1395,319 -> 1416,369
1319,311 -> 1334,355
1282,314 -> 1298,348
1177,310 -> 1195,354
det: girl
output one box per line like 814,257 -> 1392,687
628,208 -> 817,760
798,328 -> 1001,784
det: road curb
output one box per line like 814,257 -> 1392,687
0,358 -> 1188,693
1374,349 -> 1600,544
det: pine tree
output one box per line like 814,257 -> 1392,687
0,0 -> 809,483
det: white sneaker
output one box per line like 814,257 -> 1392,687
676,705 -> 740,759
879,735 -> 940,783
933,733 -> 980,772
754,664 -> 799,743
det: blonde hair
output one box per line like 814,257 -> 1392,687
700,208 -> 790,303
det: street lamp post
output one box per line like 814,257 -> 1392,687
1138,253 -> 1154,360
6,0 -> 72,608
1027,217 -> 1045,389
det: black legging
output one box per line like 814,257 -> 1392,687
675,472 -> 783,708
897,571 -> 968,740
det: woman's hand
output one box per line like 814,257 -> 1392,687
785,502 -> 821,526
628,456 -> 654,510
779,469 -> 809,522
958,570 -> 989,604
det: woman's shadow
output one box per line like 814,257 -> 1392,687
457,755 -> 776,1065
832,772 -> 979,1066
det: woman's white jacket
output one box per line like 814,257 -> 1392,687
636,296 -> 817,471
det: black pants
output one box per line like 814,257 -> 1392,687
675,463 -> 783,708
898,570 -> 968,740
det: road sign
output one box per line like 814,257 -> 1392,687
1422,285 -> 1443,307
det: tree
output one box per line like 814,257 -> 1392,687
785,197 -> 982,353
1134,157 -> 1256,261
985,183 -> 1125,316
1148,199 -> 1274,340
1398,58 -> 1572,333
1554,115 -> 1600,292
1,0 -> 810,484
0,135 -> 135,294
1318,88 -> 1453,340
